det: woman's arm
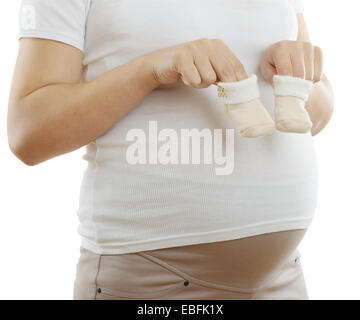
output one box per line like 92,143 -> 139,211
7,38 -> 159,166
8,37 -> 247,166
297,13 -> 335,136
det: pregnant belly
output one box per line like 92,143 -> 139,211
138,229 -> 307,290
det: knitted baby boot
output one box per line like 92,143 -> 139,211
273,75 -> 313,133
217,75 -> 275,138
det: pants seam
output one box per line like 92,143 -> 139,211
137,251 -> 281,294
93,254 -> 102,300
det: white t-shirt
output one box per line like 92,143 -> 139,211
19,0 -> 318,255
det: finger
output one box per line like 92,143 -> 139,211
209,54 -> 238,82
178,52 -> 202,87
193,55 -> 218,88
260,50 -> 277,84
290,42 -> 305,79
222,51 -> 248,81
303,42 -> 314,81
271,43 -> 293,76
313,46 -> 324,83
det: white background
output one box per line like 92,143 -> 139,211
0,0 -> 359,300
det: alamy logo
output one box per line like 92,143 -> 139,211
20,5 -> 36,30
126,121 -> 235,176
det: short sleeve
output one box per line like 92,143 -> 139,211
288,0 -> 304,14
18,0 -> 91,52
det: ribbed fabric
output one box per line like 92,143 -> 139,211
18,0 -> 317,255
18,0 -> 90,52
288,0 -> 304,13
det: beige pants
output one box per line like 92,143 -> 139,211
73,235 -> 308,300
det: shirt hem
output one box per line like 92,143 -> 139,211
80,217 -> 314,255
19,30 -> 84,52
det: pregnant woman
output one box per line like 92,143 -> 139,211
8,0 -> 334,300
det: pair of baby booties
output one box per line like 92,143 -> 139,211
216,75 -> 313,138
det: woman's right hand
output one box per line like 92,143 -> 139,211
146,38 -> 248,88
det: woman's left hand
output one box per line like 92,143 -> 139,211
260,40 -> 323,84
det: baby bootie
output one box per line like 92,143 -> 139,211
273,75 -> 313,133
217,75 -> 275,138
